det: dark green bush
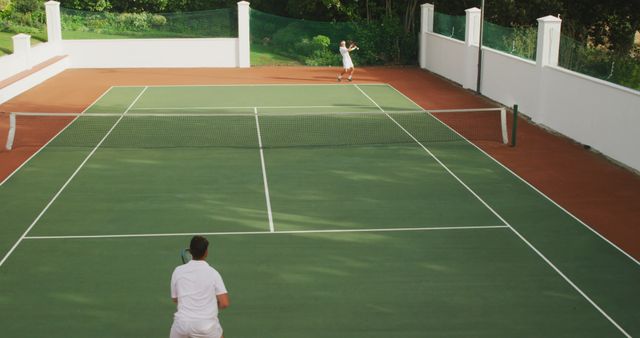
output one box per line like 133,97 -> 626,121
300,35 -> 340,66
116,13 -> 150,31
559,35 -> 640,91
149,14 -> 166,27
60,0 -> 111,12
258,13 -> 416,66
271,21 -> 309,54
13,0 -> 40,13
109,0 -> 168,13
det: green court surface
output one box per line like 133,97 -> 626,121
0,84 -> 638,337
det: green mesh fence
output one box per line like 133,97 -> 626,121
433,12 -> 465,41
250,9 -> 355,66
482,21 -> 537,61
250,9 -> 418,66
559,35 -> 640,91
60,8 -> 237,39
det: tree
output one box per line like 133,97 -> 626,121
433,0 -> 639,55
13,0 -> 40,13
60,0 -> 111,11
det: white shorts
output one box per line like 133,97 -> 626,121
343,59 -> 354,69
170,319 -> 223,338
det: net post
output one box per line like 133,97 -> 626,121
500,107 -> 508,144
6,113 -> 16,150
510,104 -> 519,147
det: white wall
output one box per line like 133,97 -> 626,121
424,33 -> 468,86
541,66 -> 640,170
0,53 -> 28,80
481,48 -> 539,118
30,42 -> 63,66
63,38 -> 239,68
0,39 -> 67,105
0,41 -> 61,80
419,5 -> 640,172
0,56 -> 69,104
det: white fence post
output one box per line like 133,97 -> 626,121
464,7 -> 481,46
237,1 -> 250,68
45,1 -> 62,49
536,15 -> 562,68
421,3 -> 434,33
12,33 -> 32,69
463,7 -> 481,89
535,15 -> 562,124
419,3 -> 434,68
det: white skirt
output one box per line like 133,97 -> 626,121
342,57 -> 354,69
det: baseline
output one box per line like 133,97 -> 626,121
130,105 -> 378,110
112,83 -> 390,88
23,225 -> 510,240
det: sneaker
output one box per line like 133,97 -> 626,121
337,75 -> 342,82
348,77 -> 353,82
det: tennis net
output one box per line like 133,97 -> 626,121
2,108 -> 511,151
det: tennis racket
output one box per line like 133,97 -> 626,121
180,248 -> 192,264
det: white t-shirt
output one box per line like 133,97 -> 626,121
340,46 -> 354,69
171,260 -> 227,322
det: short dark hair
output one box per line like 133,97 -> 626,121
190,235 -> 209,260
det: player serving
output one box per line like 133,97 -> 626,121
338,40 -> 358,82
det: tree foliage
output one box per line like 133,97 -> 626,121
434,0 -> 640,54
2,0 -> 638,64
13,0 -> 40,13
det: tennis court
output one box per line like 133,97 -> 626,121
0,83 -> 638,337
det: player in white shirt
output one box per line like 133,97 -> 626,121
338,40 -> 358,82
170,236 -> 230,338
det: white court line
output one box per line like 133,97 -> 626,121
113,83 -> 390,88
354,83 -> 632,338
383,83 -> 639,266
23,225 -> 510,240
125,110 -> 424,117
0,86 -> 115,187
131,105 -> 378,110
8,112 -> 85,116
126,113 -> 255,117
254,107 -> 275,233
11,110 -> 430,118
0,87 -> 149,269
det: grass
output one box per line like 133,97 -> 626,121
60,30 -> 233,40
0,31 -> 46,56
61,31 -> 133,40
0,31 -> 13,55
250,43 -> 301,66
